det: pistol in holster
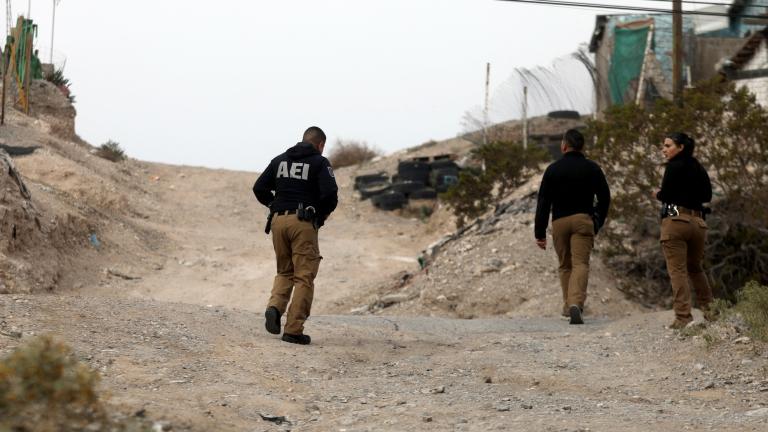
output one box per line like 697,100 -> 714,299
297,203 -> 318,228
660,203 -> 679,220
265,209 -> 274,234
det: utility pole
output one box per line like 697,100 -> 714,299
5,0 -> 11,38
483,62 -> 490,146
27,0 -> 31,18
50,0 -> 58,63
672,0 -> 683,107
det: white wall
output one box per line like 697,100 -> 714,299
738,38 -> 768,107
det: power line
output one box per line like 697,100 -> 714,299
638,0 -> 752,7
494,0 -> 768,18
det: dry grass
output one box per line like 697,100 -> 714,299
735,281 -> 768,341
329,139 -> 381,168
0,335 -> 150,431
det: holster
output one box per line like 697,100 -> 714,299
660,203 -> 679,220
297,204 -> 317,223
264,210 -> 274,235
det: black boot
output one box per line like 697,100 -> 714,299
282,333 -> 311,345
569,305 -> 584,325
265,307 -> 281,335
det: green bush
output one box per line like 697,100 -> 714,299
442,141 -> 548,227
45,68 -> 76,103
586,79 -> 768,303
95,140 -> 126,163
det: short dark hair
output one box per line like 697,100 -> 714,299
303,126 -> 326,146
563,129 -> 585,151
666,132 -> 695,156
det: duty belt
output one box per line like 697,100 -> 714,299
662,204 -> 702,219
676,206 -> 703,218
274,209 -> 298,216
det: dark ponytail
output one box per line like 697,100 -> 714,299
666,132 -> 695,157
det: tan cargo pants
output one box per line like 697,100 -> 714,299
660,214 -> 713,322
552,213 -> 595,312
267,214 -> 322,335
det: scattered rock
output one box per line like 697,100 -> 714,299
734,336 -> 752,344
521,404 -> 533,410
745,407 -> 768,417
106,268 -> 141,280
380,293 -> 412,306
259,413 -> 289,425
423,386 -> 445,394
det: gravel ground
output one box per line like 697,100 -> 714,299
2,294 -> 766,431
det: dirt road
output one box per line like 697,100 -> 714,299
2,294 -> 767,431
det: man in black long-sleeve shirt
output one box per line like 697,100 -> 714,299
253,126 -> 338,345
534,129 -> 610,324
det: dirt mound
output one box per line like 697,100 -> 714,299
28,79 -> 78,141
0,150 -> 91,293
331,174 -> 646,319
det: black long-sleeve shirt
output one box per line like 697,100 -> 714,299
655,153 -> 711,211
253,142 -> 338,224
535,151 -> 611,239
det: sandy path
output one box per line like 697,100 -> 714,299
76,162 -> 437,314
2,294 -> 766,431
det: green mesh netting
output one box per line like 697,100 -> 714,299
609,25 -> 649,105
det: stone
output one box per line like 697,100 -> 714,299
745,407 -> 768,417
424,386 -> 445,394
380,293 -> 411,306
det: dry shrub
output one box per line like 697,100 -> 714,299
95,140 -> 126,163
0,335 -> 150,431
735,281 -> 768,341
329,139 -> 381,168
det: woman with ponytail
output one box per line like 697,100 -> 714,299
654,132 -> 714,329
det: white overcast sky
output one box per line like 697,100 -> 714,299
10,0 -> 711,171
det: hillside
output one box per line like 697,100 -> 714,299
1,82 -> 767,431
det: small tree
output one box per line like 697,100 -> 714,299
328,139 -> 381,168
94,140 -> 126,163
586,79 -> 768,302
442,141 -> 548,227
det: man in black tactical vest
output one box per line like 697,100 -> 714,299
253,126 -> 338,345
534,129 -> 611,325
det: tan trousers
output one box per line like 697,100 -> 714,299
552,213 -> 595,311
267,214 -> 322,335
660,214 -> 713,322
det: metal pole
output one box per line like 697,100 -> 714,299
50,0 -> 55,63
483,62 -> 490,146
27,0 -> 31,18
672,0 -> 683,107
522,86 -> 528,150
